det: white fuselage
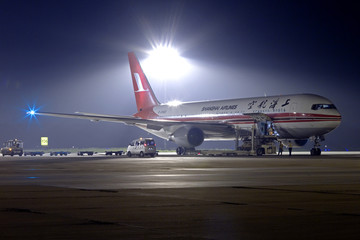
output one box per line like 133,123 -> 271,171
139,93 -> 341,141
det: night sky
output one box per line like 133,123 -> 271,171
1,0 -> 359,150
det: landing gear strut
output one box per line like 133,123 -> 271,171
310,136 -> 323,156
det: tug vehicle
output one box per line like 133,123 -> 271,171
1,139 -> 24,156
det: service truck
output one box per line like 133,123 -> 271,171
1,139 -> 24,156
126,138 -> 156,157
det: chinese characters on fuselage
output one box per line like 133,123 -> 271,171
248,98 -> 290,113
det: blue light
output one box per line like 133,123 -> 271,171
24,104 -> 41,121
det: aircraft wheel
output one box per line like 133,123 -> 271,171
256,148 -> 264,156
316,148 -> 321,155
310,148 -> 321,156
311,148 -> 316,155
176,147 -> 185,155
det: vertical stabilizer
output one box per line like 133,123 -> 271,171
128,52 -> 160,113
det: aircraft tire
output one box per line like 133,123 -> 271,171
310,148 -> 321,156
176,147 -> 185,155
317,148 -> 321,156
256,148 -> 264,156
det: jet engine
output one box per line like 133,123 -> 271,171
294,139 -> 308,147
171,127 -> 204,148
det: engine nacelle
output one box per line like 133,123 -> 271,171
294,139 -> 308,147
171,127 -> 204,148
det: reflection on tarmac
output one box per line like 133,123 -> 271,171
1,154 -> 360,189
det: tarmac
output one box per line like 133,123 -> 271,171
1,153 -> 360,239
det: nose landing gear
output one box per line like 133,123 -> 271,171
310,148 -> 321,156
310,136 -> 324,156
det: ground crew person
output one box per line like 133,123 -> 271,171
278,141 -> 283,155
268,126 -> 274,135
288,141 -> 293,156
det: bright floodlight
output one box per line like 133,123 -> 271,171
142,46 -> 191,80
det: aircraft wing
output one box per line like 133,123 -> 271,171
37,112 -> 170,125
37,112 -> 237,138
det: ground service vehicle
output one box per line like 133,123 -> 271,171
24,151 -> 44,156
77,151 -> 94,156
105,150 -> 123,156
50,151 -> 70,156
1,139 -> 24,156
126,138 -> 156,157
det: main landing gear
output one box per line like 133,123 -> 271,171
176,147 -> 196,155
310,136 -> 323,156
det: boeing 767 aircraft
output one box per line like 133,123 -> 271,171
32,52 -> 341,155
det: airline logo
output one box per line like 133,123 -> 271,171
134,73 -> 147,92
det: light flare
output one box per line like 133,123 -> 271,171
142,46 -> 191,80
167,100 -> 183,107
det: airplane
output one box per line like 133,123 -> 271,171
31,52 -> 341,156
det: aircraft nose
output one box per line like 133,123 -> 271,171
334,109 -> 342,128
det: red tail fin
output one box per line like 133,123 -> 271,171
128,52 -> 160,113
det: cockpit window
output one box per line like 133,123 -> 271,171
311,104 -> 337,110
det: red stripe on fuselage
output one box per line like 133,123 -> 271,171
151,113 -> 341,123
